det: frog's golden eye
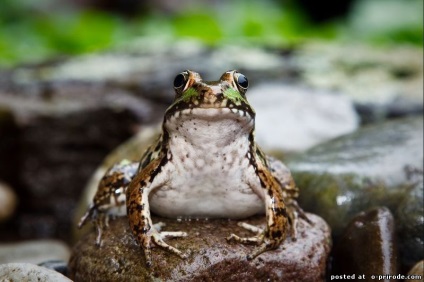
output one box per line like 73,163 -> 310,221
173,71 -> 189,90
234,72 -> 249,92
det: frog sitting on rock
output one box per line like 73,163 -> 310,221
79,70 -> 309,267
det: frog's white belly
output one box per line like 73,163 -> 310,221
150,160 -> 264,218
150,109 -> 265,218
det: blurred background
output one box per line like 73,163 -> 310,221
0,0 -> 422,66
0,0 -> 423,279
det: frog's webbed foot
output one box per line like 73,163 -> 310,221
139,222 -> 188,267
227,222 -> 280,260
79,160 -> 138,246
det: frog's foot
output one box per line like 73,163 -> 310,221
227,222 -> 279,260
78,206 -> 110,246
139,222 -> 188,267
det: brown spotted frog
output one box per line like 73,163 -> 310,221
79,70 -> 309,267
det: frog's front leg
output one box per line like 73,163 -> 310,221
78,160 -> 138,245
227,168 -> 290,260
126,158 -> 187,267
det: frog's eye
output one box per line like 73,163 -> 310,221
173,72 -> 188,89
234,72 -> 249,92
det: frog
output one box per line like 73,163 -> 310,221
79,70 -> 309,267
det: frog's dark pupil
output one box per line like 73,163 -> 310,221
237,74 -> 248,88
174,74 -> 186,88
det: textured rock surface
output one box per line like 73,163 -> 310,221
0,240 -> 70,265
0,263 -> 72,282
332,207 -> 398,277
70,214 -> 330,281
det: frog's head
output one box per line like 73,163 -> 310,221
165,70 -> 255,121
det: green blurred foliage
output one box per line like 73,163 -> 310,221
0,0 -> 422,67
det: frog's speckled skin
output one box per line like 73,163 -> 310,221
79,70 -> 309,267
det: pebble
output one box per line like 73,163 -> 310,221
0,181 -> 17,222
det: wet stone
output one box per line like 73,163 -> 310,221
69,214 -> 331,282
332,207 -> 398,278
287,116 -> 423,268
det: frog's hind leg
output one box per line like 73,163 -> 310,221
78,160 -> 139,246
267,156 -> 312,238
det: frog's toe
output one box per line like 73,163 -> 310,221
151,231 -> 188,259
237,222 -> 263,233
226,233 -> 263,245
227,221 -> 265,244
246,243 -> 272,260
160,231 -> 188,238
138,226 -> 188,265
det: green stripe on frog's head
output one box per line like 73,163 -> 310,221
223,87 -> 246,105
181,87 -> 198,102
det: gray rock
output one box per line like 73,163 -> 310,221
0,181 -> 17,222
332,207 -> 398,278
248,83 -> 358,152
0,240 -> 70,265
287,116 -> 423,268
0,263 -> 72,282
70,214 -> 330,281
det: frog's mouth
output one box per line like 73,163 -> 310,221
164,107 -> 255,136
166,106 -> 254,122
